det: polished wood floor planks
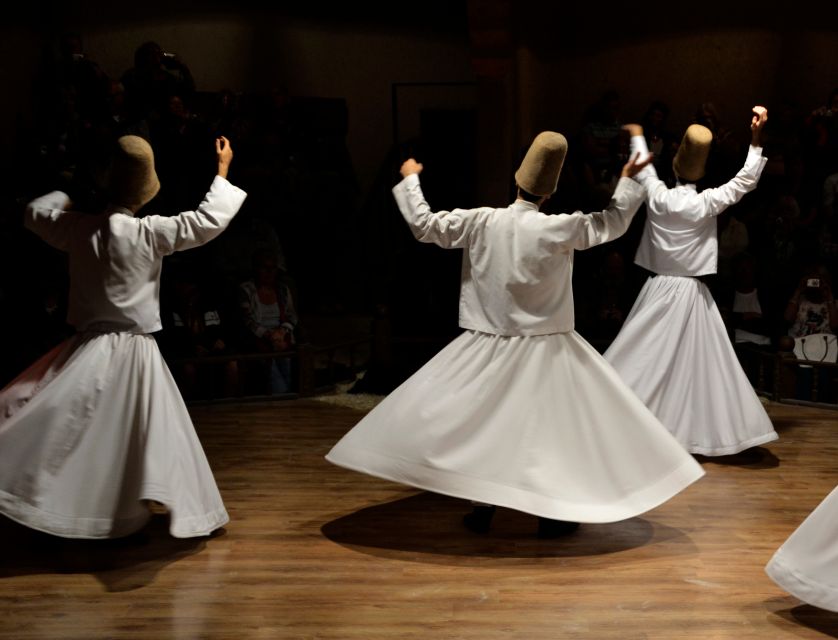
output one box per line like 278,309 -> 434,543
0,400 -> 836,639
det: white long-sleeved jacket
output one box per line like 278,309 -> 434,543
25,175 -> 247,333
392,173 -> 645,336
630,135 -> 767,277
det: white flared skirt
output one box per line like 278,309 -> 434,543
766,485 -> 838,612
604,275 -> 777,456
327,329 -> 704,523
0,332 -> 229,539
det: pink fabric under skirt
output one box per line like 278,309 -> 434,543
0,332 -> 228,538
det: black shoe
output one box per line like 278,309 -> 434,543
537,517 -> 580,539
462,505 -> 496,534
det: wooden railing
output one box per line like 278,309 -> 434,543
735,342 -> 838,409
169,337 -> 370,401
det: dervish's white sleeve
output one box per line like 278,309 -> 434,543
700,145 -> 767,218
631,134 -> 668,203
145,175 -> 247,256
392,174 -> 485,249
545,177 -> 646,251
24,191 -> 82,251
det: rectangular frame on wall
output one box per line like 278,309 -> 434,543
391,82 -> 479,147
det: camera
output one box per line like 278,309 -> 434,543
807,278 -> 821,288
162,52 -> 178,68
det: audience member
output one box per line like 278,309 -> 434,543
160,263 -> 240,400
239,249 -> 299,394
785,266 -> 838,338
121,42 -> 195,123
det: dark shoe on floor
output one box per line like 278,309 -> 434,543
537,517 -> 580,539
462,505 -> 496,534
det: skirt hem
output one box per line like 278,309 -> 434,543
326,448 -> 704,523
766,550 -> 838,613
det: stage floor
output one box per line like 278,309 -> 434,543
1,399 -> 836,639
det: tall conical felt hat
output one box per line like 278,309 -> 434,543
672,124 -> 713,183
515,131 -> 568,197
108,135 -> 160,210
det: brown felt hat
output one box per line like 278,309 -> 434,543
673,124 -> 713,183
108,135 -> 160,210
515,131 -> 568,197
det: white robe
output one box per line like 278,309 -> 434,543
766,485 -> 838,612
605,138 -> 777,456
327,175 -> 704,523
0,176 -> 246,538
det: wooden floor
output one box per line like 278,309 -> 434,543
1,400 -> 837,639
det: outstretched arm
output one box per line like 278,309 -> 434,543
148,136 -> 247,255
701,106 -> 768,218
392,158 -> 483,249
624,123 -> 669,203
24,191 -> 82,251
548,154 -> 651,251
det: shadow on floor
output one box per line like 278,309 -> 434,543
0,514 -> 214,592
320,491 -> 695,564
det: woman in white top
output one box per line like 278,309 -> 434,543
0,135 -> 246,538
604,108 -> 777,456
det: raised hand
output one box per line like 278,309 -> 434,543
400,158 -> 424,178
621,152 -> 655,178
216,136 -> 233,178
751,106 -> 768,145
622,124 -> 644,137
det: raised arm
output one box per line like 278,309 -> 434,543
24,191 -> 82,251
392,158 -> 484,249
624,123 -> 669,202
701,106 -> 768,217
147,136 -> 247,255
549,153 -> 651,251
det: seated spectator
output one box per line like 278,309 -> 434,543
239,249 -> 298,394
160,264 -> 240,400
783,265 -> 838,401
722,253 -> 773,346
785,266 -> 838,338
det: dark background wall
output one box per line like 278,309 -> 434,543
5,2 -> 838,203
2,0 -> 838,393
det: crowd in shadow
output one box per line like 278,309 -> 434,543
1,35 -> 359,397
3,33 -> 838,402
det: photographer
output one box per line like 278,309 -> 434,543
785,266 -> 838,337
121,41 -> 195,122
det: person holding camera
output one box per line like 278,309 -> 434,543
785,268 -> 838,338
605,107 -> 777,457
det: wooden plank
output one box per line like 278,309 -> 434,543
0,401 -> 836,639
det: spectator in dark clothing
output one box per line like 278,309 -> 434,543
160,264 -> 240,400
121,42 -> 195,123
